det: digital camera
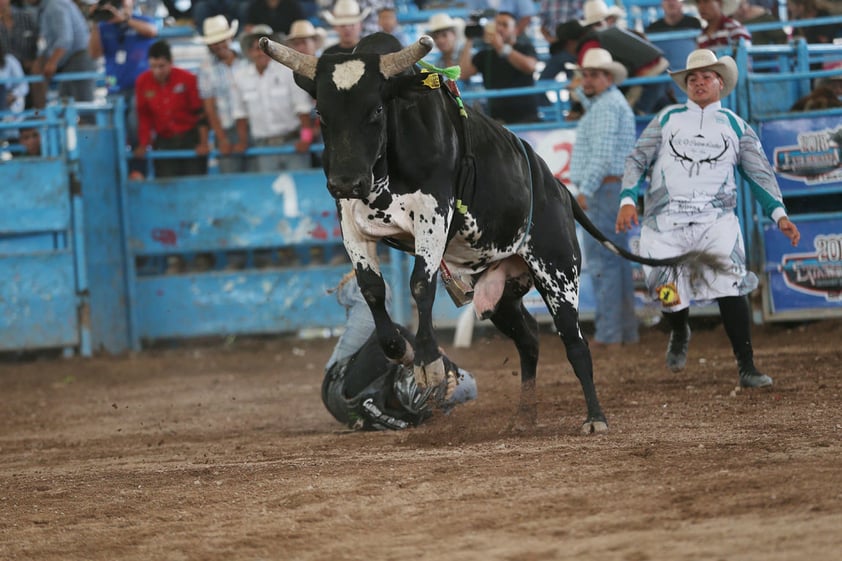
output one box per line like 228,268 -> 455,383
90,0 -> 123,23
464,10 -> 495,40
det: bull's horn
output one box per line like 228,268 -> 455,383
379,36 -> 434,78
260,37 -> 317,80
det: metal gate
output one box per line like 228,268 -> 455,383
0,109 -> 89,355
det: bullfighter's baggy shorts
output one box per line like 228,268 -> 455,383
640,213 -> 759,312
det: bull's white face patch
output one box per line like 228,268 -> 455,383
332,60 -> 366,91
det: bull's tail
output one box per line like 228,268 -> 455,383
566,181 -> 726,273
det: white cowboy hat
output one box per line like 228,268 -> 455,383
426,13 -> 464,34
669,49 -> 738,97
285,19 -> 326,49
685,0 -> 739,16
567,47 -> 628,84
322,0 -> 370,26
199,15 -> 239,45
581,0 -> 625,27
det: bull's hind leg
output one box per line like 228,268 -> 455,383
488,283 -> 540,432
559,319 -> 608,434
531,268 -> 608,434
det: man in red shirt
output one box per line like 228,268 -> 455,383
134,39 -> 209,178
690,0 -> 752,50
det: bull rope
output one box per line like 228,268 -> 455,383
513,137 -> 534,254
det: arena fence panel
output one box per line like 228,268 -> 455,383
0,107 -> 91,355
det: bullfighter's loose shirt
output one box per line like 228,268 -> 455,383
620,99 -> 787,233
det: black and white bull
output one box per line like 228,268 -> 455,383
261,33 -> 708,433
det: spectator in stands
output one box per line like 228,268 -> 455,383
198,14 -> 249,174
732,0 -> 787,44
790,83 -> 842,111
322,0 -> 389,38
786,0 -> 837,44
0,0 -> 41,108
645,0 -> 702,33
568,47 -> 639,350
156,0 -> 191,21
232,25 -> 314,172
18,122 -> 41,155
285,19 -> 323,166
134,39 -> 209,178
27,0 -> 97,108
580,0 -> 623,28
541,19 -> 582,81
88,0 -> 157,178
376,6 -> 408,45
424,13 -> 464,69
538,0 -> 584,44
243,0 -> 302,36
616,49 -> 800,388
645,0 -> 701,101
688,0 -> 752,50
790,62 -> 842,110
577,0 -> 672,115
0,42 -> 26,141
465,0 -> 537,37
458,11 -> 540,124
321,0 -> 365,55
285,18 -> 325,56
192,0 -> 247,32
824,63 -> 842,101
748,0 -> 779,17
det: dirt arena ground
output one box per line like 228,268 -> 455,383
2,317 -> 841,561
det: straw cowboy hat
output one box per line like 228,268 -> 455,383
426,13 -> 464,34
669,49 -> 738,97
322,0 -> 370,26
581,0 -> 625,27
567,47 -> 628,83
199,14 -> 239,44
685,0 -> 739,16
285,19 -> 326,49
239,24 -> 281,51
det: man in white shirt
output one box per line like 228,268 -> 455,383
232,26 -> 315,172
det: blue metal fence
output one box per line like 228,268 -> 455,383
0,106 -> 91,355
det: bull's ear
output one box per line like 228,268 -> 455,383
382,72 -> 446,101
294,73 -> 317,99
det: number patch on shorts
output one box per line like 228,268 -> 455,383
657,283 -> 681,306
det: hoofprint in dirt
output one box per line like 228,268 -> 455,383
1,320 -> 841,561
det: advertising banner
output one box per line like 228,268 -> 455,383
759,116 -> 842,196
518,128 -> 577,183
762,215 -> 842,318
756,115 -> 842,320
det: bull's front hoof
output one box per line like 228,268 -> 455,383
414,356 -> 446,389
580,419 -> 609,435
